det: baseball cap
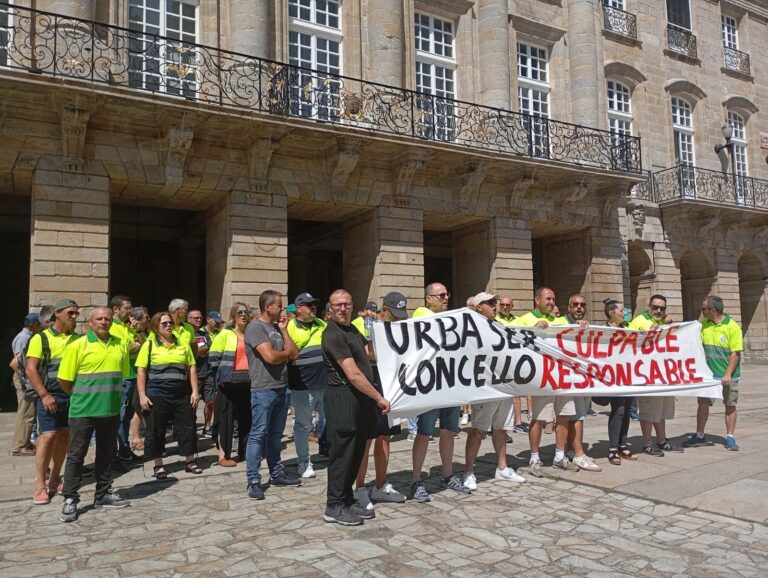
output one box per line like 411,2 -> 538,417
364,301 -> 380,313
53,299 -> 79,313
285,304 -> 297,315
473,292 -> 498,305
207,311 -> 223,323
295,292 -> 319,306
382,292 -> 408,320
23,313 -> 40,327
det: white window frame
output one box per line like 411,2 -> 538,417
414,12 -> 457,142
288,0 -> 343,121
607,80 -> 633,170
727,110 -> 748,202
517,41 -> 550,158
667,0 -> 692,30
127,0 -> 200,98
722,15 -> 738,49
672,96 -> 696,196
603,0 -> 625,9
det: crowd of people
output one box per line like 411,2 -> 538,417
8,283 -> 743,526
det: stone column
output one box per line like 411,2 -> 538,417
343,201 -> 424,313
651,242 -> 683,321
740,283 -> 768,363
566,0 -> 599,127
584,225 -> 625,314
206,181 -> 288,313
453,217 -> 533,308
476,0 -> 511,109
30,157 -> 110,315
368,0 -> 405,86
229,0 -> 270,58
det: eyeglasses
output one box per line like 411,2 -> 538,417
428,292 -> 450,299
651,305 -> 667,312
481,299 -> 497,306
701,307 -> 712,312
159,321 -> 173,327
499,303 -> 512,308
235,310 -> 250,316
331,302 -> 353,310
570,302 -> 587,308
63,310 -> 79,317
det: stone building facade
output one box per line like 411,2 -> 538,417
0,0 -> 766,366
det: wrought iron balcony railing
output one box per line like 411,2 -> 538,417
629,170 -> 655,201
0,2 -> 642,174
666,24 -> 697,59
602,5 -> 638,39
723,45 -> 751,76
652,165 -> 768,210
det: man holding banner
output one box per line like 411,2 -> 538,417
410,282 -> 470,502
463,292 -> 526,491
629,294 -> 684,457
514,287 -> 575,477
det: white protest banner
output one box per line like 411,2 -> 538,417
370,309 -> 722,420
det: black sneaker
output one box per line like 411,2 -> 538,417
59,498 -> 78,522
270,472 -> 301,487
657,439 -> 684,453
247,483 -> 265,500
642,444 -> 664,457
324,505 -> 363,526
94,491 -> 130,509
349,501 -> 375,520
440,474 -> 471,494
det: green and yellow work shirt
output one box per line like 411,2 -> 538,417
628,311 -> 668,331
135,336 -> 195,399
701,314 -> 743,378
411,306 -> 435,318
26,327 -> 79,396
110,318 -> 138,379
287,317 -> 328,390
57,331 -> 130,418
514,309 -> 568,327
495,313 -> 517,326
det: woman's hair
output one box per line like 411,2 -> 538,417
228,302 -> 251,326
148,311 -> 172,335
603,298 -> 622,318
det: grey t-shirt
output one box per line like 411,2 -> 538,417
244,319 -> 287,391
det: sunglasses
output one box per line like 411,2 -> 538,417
570,302 -> 587,308
235,310 -> 250,316
159,321 -> 173,327
429,292 -> 450,299
651,305 -> 667,311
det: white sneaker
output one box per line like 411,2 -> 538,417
495,467 -> 526,483
573,454 -> 602,472
370,481 -> 406,503
460,414 -> 469,426
463,471 -> 478,491
298,462 -> 316,478
354,487 -> 374,511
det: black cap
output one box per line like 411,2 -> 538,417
364,301 -> 380,313
294,292 -> 319,306
383,292 -> 408,320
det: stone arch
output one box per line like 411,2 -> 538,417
680,248 -> 717,321
628,241 -> 653,316
664,79 -> 707,106
722,95 -> 759,120
738,252 -> 768,362
604,61 -> 647,89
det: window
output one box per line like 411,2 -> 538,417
603,0 -> 625,9
518,42 -> 550,158
288,0 -> 342,120
128,0 -> 198,98
414,13 -> 456,141
667,0 -> 691,30
722,16 -> 738,49
671,96 -> 695,195
0,2 -> 11,67
607,81 -> 632,170
728,111 -> 748,202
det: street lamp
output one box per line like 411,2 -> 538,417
714,123 -> 736,189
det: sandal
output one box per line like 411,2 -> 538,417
185,461 -> 203,474
608,450 -> 622,465
153,465 -> 168,480
619,447 -> 638,461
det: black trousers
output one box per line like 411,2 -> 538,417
214,385 -> 252,459
63,415 -> 120,502
608,397 -> 634,449
145,396 -> 197,460
324,386 -> 376,508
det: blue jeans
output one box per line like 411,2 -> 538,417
246,388 -> 289,486
292,387 -> 326,466
116,379 -> 136,457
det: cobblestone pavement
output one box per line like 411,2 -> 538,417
1,367 -> 767,576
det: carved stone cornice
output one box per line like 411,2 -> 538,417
392,151 -> 428,199
325,138 -> 364,200
163,123 -> 194,186
508,171 -> 537,212
456,158 -> 487,205
60,105 -> 90,168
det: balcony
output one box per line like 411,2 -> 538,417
723,46 -> 751,77
602,5 -> 638,40
0,2 -> 642,175
666,24 -> 697,60
651,165 -> 768,212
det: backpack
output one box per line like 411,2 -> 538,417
18,332 -> 51,402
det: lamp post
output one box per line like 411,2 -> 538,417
714,123 -> 736,192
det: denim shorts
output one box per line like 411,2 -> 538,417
36,394 -> 69,434
417,406 -> 460,435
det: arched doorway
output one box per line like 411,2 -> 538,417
628,242 -> 653,316
738,252 -> 768,363
680,249 -> 716,321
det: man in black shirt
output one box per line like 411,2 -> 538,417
321,289 -> 390,526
